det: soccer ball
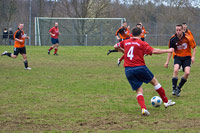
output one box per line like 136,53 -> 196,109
151,96 -> 162,107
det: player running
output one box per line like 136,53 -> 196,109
1,23 -> 31,70
107,21 -> 130,66
164,24 -> 196,97
48,22 -> 60,56
114,27 -> 175,116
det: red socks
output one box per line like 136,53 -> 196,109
154,84 -> 168,103
136,94 -> 146,109
119,55 -> 124,62
54,48 -> 58,54
48,47 -> 53,51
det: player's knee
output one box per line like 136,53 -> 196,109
12,55 -> 17,58
174,69 -> 179,74
23,55 -> 27,60
184,71 -> 190,77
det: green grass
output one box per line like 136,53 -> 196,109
0,46 -> 200,132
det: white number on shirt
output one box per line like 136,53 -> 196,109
127,46 -> 134,60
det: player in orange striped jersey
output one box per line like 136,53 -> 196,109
139,22 -> 149,41
107,21 -> 130,66
1,23 -> 31,70
164,24 -> 196,97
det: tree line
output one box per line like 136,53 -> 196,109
0,0 -> 199,45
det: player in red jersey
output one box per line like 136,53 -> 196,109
48,22 -> 61,56
114,27 -> 175,116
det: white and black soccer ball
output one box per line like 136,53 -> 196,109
151,96 -> 162,107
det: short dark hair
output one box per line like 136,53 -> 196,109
123,21 -> 127,24
176,24 -> 183,29
182,22 -> 187,25
136,23 -> 141,26
132,27 -> 142,36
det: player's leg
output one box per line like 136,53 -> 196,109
48,44 -> 55,54
107,49 -> 118,55
48,38 -> 56,54
175,57 -> 191,96
117,55 -> 124,66
172,64 -> 179,95
54,43 -> 59,56
21,47 -> 31,70
1,48 -> 18,58
22,54 -> 31,70
136,87 -> 150,116
107,40 -> 123,55
125,66 -> 149,115
172,56 -> 181,95
150,77 -> 175,108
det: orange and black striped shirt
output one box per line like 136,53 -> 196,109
169,32 -> 196,57
14,29 -> 25,48
115,26 -> 130,40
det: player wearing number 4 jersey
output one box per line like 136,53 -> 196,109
114,27 -> 175,116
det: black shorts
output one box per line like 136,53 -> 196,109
174,56 -> 191,71
14,47 -> 26,56
119,38 -> 129,42
141,38 -> 145,41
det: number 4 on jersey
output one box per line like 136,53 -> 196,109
127,46 -> 134,60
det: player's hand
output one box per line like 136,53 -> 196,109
164,62 -> 168,68
52,34 -> 55,36
26,36 -> 29,39
191,56 -> 195,64
168,48 -> 174,53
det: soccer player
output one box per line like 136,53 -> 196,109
107,21 -> 130,66
48,22 -> 60,56
164,24 -> 196,97
182,23 -> 194,38
139,22 -> 149,41
1,23 -> 31,70
114,27 -> 175,116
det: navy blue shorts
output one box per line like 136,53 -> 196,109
51,38 -> 59,44
125,66 -> 154,91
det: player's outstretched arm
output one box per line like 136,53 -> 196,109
152,48 -> 173,68
152,48 -> 173,54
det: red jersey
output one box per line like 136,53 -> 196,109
115,38 -> 154,67
49,26 -> 59,39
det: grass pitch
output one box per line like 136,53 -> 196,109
0,46 -> 200,132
